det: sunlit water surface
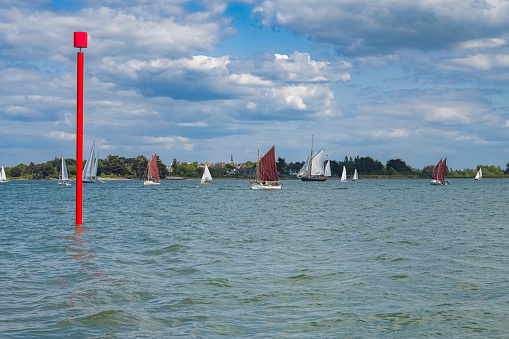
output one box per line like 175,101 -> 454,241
1,179 -> 508,338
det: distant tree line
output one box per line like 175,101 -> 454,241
3,155 -> 509,180
4,155 -> 168,180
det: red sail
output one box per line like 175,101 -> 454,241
432,159 -> 442,180
148,154 -> 160,180
258,145 -> 279,182
438,157 -> 447,181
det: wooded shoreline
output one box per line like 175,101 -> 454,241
3,154 -> 509,180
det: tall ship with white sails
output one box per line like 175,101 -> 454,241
83,141 -> 98,183
298,136 -> 329,181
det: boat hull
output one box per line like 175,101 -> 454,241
83,178 -> 97,183
201,181 -> 211,184
430,179 -> 449,185
144,180 -> 161,186
301,177 -> 326,182
250,182 -> 283,190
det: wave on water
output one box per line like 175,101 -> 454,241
2,179 -> 509,338
140,244 -> 188,255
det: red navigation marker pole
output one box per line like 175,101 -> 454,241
74,32 -> 87,226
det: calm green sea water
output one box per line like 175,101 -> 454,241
1,179 -> 508,338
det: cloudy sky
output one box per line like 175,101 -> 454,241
1,0 -> 509,170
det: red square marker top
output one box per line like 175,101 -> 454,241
74,32 -> 87,48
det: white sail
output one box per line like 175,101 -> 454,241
61,157 -> 69,181
353,168 -> 358,181
475,168 -> 482,180
0,166 -> 7,182
83,141 -> 97,182
324,160 -> 331,177
341,166 -> 347,182
311,149 -> 325,176
93,151 -> 99,178
83,142 -> 94,179
297,156 -> 311,178
58,156 -> 71,186
201,164 -> 212,183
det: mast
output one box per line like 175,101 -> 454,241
309,135 -> 314,178
93,150 -> 99,180
256,143 -> 260,182
60,152 -> 63,180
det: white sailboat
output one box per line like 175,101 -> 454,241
475,168 -> 482,181
144,153 -> 161,185
58,155 -> 71,186
0,166 -> 8,182
83,141 -> 98,183
340,166 -> 347,182
352,168 -> 358,181
201,164 -> 212,184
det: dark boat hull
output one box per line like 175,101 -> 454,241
301,177 -> 326,182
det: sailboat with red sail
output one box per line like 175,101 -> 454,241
250,145 -> 283,190
430,157 -> 450,185
144,153 -> 161,185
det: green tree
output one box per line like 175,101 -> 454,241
354,156 -> 384,174
243,161 -> 256,168
103,155 -> 127,176
172,158 -> 178,174
130,155 -> 148,178
32,162 -> 56,179
386,159 -> 410,173
27,162 -> 36,176
156,156 -> 169,179
422,165 -> 435,178
10,164 -> 27,177
277,157 -> 287,174
330,160 -> 341,177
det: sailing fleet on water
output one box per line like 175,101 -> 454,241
0,138 -> 490,186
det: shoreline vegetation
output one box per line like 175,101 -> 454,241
3,155 -> 509,180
